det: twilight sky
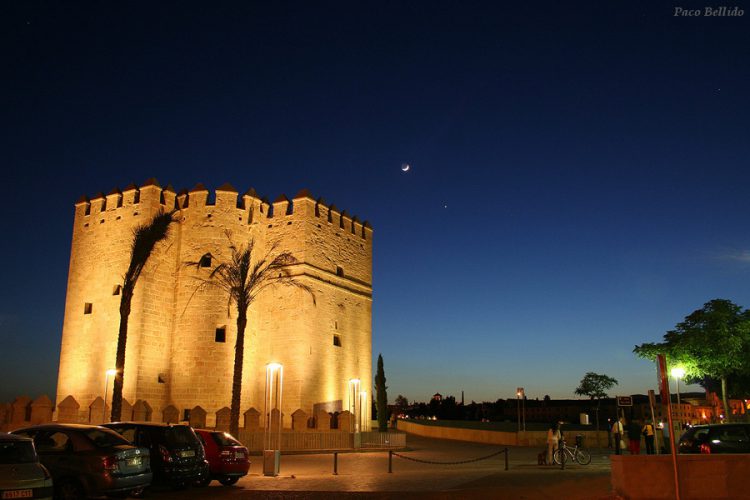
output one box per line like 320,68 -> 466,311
2,1 -> 749,404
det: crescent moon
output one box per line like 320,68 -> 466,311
401,163 -> 410,172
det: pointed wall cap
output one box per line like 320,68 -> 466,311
189,183 -> 208,193
163,184 -> 176,193
75,195 -> 88,205
90,192 -> 105,200
216,182 -> 238,193
122,183 -> 138,192
176,188 -> 189,196
141,178 -> 161,188
273,194 -> 289,203
243,187 -> 258,198
294,188 -> 314,200
107,187 -> 121,196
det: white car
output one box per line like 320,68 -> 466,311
0,433 -> 53,500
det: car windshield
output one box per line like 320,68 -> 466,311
210,432 -> 242,447
0,441 -> 37,464
165,426 -> 197,447
83,428 -> 131,448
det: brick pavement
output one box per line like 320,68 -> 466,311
155,435 -> 616,499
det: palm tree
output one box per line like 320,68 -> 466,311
111,210 -> 177,422
186,233 -> 314,437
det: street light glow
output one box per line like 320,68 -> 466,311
106,369 -> 117,376
671,367 -> 685,379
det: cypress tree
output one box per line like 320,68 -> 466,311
375,353 -> 388,432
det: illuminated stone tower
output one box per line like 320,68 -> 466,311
56,180 -> 373,425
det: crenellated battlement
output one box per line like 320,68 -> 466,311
74,179 -> 373,240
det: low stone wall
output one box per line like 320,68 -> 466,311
397,419 -> 607,448
611,454 -> 750,499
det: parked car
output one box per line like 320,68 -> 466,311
193,429 -> 250,486
11,424 -> 151,500
678,423 -> 750,454
102,422 -> 209,488
0,433 -> 54,500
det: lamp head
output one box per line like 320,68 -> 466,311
671,367 -> 686,379
106,369 -> 117,376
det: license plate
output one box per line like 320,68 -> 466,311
234,451 -> 244,459
178,450 -> 195,458
2,490 -> 33,499
127,456 -> 143,466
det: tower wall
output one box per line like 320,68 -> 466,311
57,181 -> 373,425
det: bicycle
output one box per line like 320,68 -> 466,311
553,436 -> 591,465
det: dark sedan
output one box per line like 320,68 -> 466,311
12,423 -> 151,499
678,423 -> 750,454
102,422 -> 209,489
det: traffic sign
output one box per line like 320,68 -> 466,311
617,396 -> 633,407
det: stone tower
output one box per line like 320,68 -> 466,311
56,179 -> 373,426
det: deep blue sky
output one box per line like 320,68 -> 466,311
2,1 -> 749,404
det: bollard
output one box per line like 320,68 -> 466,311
388,450 -> 393,473
333,452 -> 338,475
560,440 -> 565,470
504,448 -> 508,471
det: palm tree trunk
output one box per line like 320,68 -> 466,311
111,292 -> 132,422
721,376 -> 730,422
230,311 -> 247,437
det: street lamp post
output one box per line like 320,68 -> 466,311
516,388 -> 525,432
671,367 -> 685,428
263,362 -> 283,476
103,369 -> 117,423
349,379 -> 361,433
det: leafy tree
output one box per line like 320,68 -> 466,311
394,394 -> 409,414
634,299 -> 750,420
574,372 -> 618,432
111,210 -> 177,421
187,234 -> 314,436
374,354 -> 388,432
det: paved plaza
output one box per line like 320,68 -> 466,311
156,435 -> 615,499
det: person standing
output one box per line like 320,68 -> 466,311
627,418 -> 642,455
612,417 -> 624,455
547,421 -> 561,465
642,420 -> 655,454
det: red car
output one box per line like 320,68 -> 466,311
193,430 -> 250,486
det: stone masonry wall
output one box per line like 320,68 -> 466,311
56,180 -> 372,427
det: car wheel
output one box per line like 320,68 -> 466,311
56,479 -> 85,500
194,475 -> 211,487
219,476 -> 239,486
129,486 -> 147,498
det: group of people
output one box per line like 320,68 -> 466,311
545,417 -> 657,464
611,416 -> 656,455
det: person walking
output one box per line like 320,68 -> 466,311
612,416 -> 624,455
547,421 -> 561,465
641,420 -> 655,454
627,418 -> 642,455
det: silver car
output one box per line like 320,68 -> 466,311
0,433 -> 53,500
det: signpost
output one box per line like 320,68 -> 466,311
657,354 -> 681,500
616,396 -> 633,407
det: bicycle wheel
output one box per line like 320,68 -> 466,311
552,448 -> 565,465
575,448 -> 591,465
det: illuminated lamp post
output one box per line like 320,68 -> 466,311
360,390 -> 368,433
103,369 -> 117,423
516,388 -> 525,432
263,362 -> 283,476
671,367 -> 685,428
348,378 -> 361,433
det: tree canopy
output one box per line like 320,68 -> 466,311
633,298 -> 750,420
574,372 -> 618,400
